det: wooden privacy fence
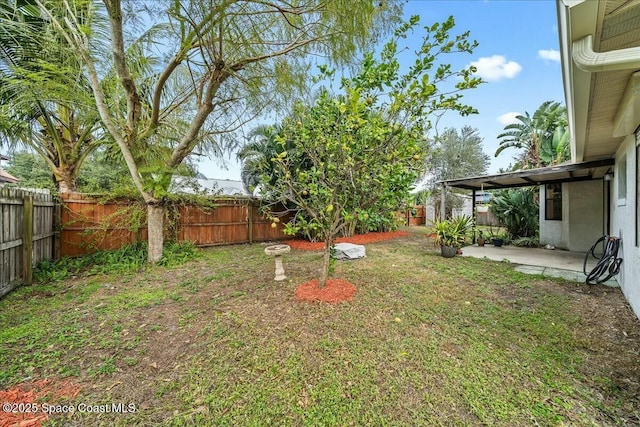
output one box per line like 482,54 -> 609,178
401,205 -> 426,226
60,194 -> 290,257
0,189 -> 425,298
0,187 -> 57,296
60,194 -> 428,257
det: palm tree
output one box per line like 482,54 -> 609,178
495,101 -> 569,169
237,124 -> 282,193
0,0 -> 102,192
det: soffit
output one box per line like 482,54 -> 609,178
584,1 -> 640,161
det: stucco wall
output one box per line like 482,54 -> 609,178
612,135 -> 640,319
539,180 -> 604,251
567,180 -> 604,251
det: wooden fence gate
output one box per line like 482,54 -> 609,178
0,187 -> 58,297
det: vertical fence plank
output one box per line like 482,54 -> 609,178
248,203 -> 253,244
0,188 -> 57,298
22,194 -> 33,286
53,202 -> 61,260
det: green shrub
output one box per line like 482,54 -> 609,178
511,237 -> 540,248
430,215 -> 472,247
34,241 -> 199,283
490,188 -> 539,239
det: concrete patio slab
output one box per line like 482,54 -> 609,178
461,244 -> 619,287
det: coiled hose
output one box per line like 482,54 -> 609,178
583,235 -> 623,285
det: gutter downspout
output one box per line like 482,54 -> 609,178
573,35 -> 640,73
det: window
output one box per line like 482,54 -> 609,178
618,154 -> 627,203
545,183 -> 562,220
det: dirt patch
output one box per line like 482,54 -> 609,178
295,279 -> 357,303
0,379 -> 82,427
287,230 -> 410,251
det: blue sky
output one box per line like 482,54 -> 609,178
198,0 -> 564,181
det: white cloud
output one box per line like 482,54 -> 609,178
538,49 -> 560,62
497,112 -> 521,125
469,55 -> 522,81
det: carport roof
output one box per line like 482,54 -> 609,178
439,158 -> 615,190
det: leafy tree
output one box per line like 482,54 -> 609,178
424,126 -> 489,218
261,16 -> 482,287
489,187 -> 539,238
37,0 -> 403,262
4,151 -> 55,191
428,126 -> 490,183
75,147 -> 135,193
5,148 -> 134,193
495,101 -> 569,169
0,0 -> 103,192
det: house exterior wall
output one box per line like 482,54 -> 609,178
539,180 -> 604,251
567,180 -> 604,252
611,134 -> 640,318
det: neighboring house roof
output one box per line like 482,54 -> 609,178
0,170 -> 19,184
171,177 -> 250,197
557,0 -> 640,162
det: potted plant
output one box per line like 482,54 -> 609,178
477,230 -> 486,247
490,234 -> 504,247
430,216 -> 472,258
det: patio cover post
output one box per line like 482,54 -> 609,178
472,188 -> 476,244
440,183 -> 446,220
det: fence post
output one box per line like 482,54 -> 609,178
22,194 -> 34,285
53,202 -> 62,260
248,203 -> 254,244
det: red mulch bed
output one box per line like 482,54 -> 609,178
287,230 -> 409,251
295,279 -> 357,304
0,379 -> 81,427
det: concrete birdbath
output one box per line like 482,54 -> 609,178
264,244 -> 291,281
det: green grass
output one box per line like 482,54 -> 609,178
1,229 -> 638,426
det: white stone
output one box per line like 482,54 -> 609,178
333,243 -> 366,260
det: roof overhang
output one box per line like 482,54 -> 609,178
439,158 -> 614,191
557,0 -> 599,162
557,0 -> 640,162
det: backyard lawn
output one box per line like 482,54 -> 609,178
1,227 -> 639,426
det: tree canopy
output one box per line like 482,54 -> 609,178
427,125 -> 490,185
424,125 -> 490,218
495,101 -> 569,169
36,0 -> 403,262
0,0 -> 104,192
3,151 -> 55,191
259,16 -> 483,287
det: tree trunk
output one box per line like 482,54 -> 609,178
147,204 -> 164,263
57,179 -> 74,194
54,166 -> 77,193
318,239 -> 332,288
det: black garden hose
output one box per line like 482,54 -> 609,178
583,235 -> 623,285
